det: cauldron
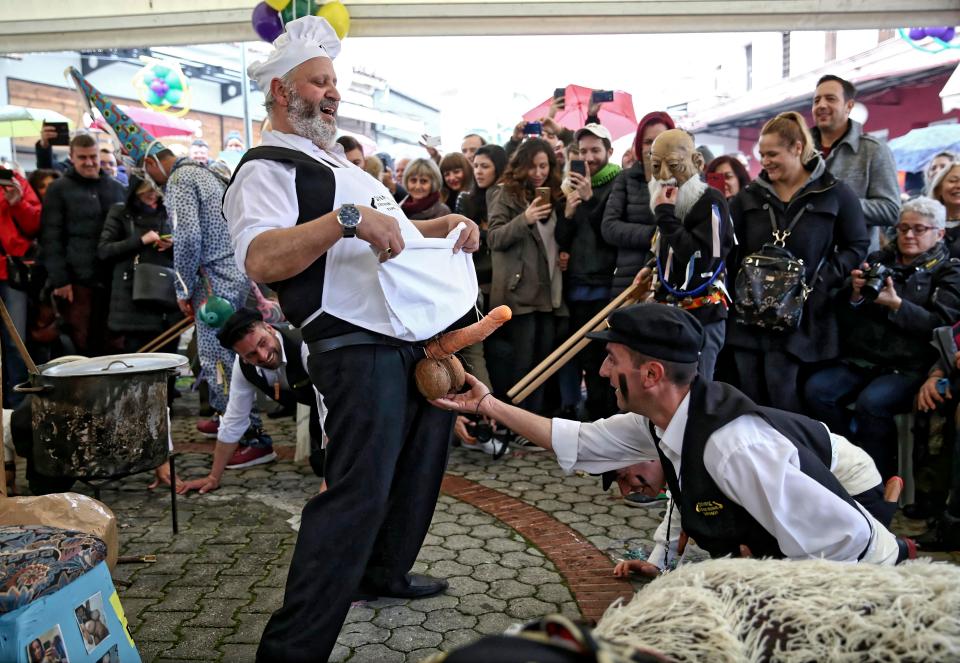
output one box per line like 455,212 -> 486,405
15,353 -> 187,480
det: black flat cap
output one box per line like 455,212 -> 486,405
216,308 -> 263,350
586,303 -> 703,363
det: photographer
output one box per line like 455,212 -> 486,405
805,197 -> 960,480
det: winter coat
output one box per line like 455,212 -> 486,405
39,167 -> 125,289
836,242 -> 960,375
0,172 -> 42,281
487,185 -> 563,315
601,162 -> 656,294
555,176 -> 617,288
456,189 -> 493,291
98,179 -> 177,333
727,158 -> 869,362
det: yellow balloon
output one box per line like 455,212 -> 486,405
265,0 -> 291,10
316,0 -> 350,39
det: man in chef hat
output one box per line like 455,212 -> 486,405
223,16 -> 481,663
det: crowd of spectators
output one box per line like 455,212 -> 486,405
1,72 -> 958,548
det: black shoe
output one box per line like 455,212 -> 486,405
915,512 -> 960,552
358,574 -> 448,600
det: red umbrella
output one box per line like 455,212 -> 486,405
523,85 -> 637,141
91,104 -> 196,138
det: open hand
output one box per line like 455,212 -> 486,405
148,463 -> 177,490
2,180 -> 22,206
431,373 -> 492,416
176,474 -> 220,495
613,559 -> 660,578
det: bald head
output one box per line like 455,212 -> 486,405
650,129 -> 703,185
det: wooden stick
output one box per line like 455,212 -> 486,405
0,296 -> 38,375
138,317 -> 193,353
511,334 -> 594,405
507,282 -> 641,399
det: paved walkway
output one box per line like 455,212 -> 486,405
15,390 -> 958,663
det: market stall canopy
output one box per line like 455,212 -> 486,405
0,1 -> 957,51
887,123 -> 960,173
0,106 -> 72,139
942,63 -> 960,114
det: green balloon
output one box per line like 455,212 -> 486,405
142,70 -> 156,84
153,65 -> 171,79
146,90 -> 164,106
164,71 -> 183,90
281,0 -> 314,24
165,88 -> 182,105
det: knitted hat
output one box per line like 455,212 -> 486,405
66,67 -> 166,166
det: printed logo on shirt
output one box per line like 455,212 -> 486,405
370,193 -> 401,213
695,500 -> 723,516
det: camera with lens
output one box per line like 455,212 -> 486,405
466,420 -> 493,443
860,263 -> 893,302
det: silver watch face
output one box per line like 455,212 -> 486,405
339,204 -> 361,228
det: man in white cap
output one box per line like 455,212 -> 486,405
223,16 -> 480,662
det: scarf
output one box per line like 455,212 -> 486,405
591,162 -> 621,188
401,191 -> 440,216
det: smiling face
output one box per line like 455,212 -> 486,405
578,135 -> 612,176
598,343 -> 644,412
758,133 -> 803,184
649,130 -> 702,186
473,154 -> 497,189
406,173 -> 434,200
935,164 -> 960,214
274,57 -> 341,149
897,210 -> 944,260
137,187 -> 159,208
233,323 -> 283,370
443,167 -> 465,192
71,144 -> 100,179
614,461 -> 666,498
527,150 -> 551,188
812,80 -> 854,136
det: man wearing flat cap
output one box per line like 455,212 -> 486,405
222,16 -> 481,663
437,303 -> 914,566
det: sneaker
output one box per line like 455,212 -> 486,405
624,492 -> 667,507
464,438 -> 507,457
226,445 -> 277,469
196,417 -> 219,438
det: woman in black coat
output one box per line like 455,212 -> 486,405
98,176 -> 179,353
727,112 -> 869,412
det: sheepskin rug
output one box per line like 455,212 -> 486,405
595,558 -> 960,663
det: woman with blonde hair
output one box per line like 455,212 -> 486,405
399,157 -> 451,220
727,111 -> 869,412
928,161 -> 960,256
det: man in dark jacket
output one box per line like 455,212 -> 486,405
39,133 -> 125,355
601,111 -> 675,295
806,196 -> 960,479
648,129 -> 734,380
556,123 -> 620,419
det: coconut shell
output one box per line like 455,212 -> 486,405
415,358 -> 452,400
443,356 -> 466,391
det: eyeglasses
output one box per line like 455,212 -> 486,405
896,224 -> 936,236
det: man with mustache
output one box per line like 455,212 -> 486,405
222,17 -> 480,662
648,129 -> 734,378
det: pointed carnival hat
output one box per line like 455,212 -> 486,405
66,66 -> 166,165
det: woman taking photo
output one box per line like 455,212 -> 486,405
440,152 -> 474,212
456,145 -> 508,296
399,158 -> 451,220
487,138 -> 565,413
706,155 -> 750,201
727,111 -> 868,412
98,176 -> 179,353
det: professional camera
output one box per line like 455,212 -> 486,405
466,420 -> 493,443
861,263 -> 893,302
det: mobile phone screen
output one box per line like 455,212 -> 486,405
44,122 -> 70,146
570,160 -> 586,176
590,90 -> 614,104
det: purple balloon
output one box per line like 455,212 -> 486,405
252,2 -> 284,43
928,26 -> 956,42
908,27 -> 928,40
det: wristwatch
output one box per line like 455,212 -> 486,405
337,204 -> 362,238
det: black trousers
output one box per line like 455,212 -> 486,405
256,343 -> 453,663
567,299 -> 617,419
733,348 -> 804,414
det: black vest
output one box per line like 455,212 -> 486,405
653,377 -> 866,559
238,325 -> 314,408
227,146 -> 343,334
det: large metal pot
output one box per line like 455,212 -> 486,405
16,353 -> 187,480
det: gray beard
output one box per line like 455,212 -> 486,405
648,176 -> 708,219
287,88 -> 337,150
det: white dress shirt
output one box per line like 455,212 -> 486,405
551,393 -> 899,564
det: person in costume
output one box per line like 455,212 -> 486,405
66,67 -> 260,440
436,303 -> 915,566
222,17 -> 480,662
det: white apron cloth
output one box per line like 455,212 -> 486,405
318,158 -> 478,342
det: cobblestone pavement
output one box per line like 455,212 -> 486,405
12,387 -> 958,663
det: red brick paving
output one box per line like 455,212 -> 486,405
441,475 -> 634,622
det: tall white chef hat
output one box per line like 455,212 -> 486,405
248,16 -> 342,92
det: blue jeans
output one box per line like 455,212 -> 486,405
0,283 -> 28,408
804,363 -> 923,479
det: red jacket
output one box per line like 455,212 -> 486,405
0,172 -> 42,281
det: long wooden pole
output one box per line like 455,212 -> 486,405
138,317 -> 193,354
512,335 -> 593,405
0,297 -> 38,375
507,282 -> 641,399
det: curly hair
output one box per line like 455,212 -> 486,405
500,138 -> 562,203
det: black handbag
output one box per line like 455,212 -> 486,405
132,256 -> 178,307
5,244 -> 45,296
734,204 -> 825,332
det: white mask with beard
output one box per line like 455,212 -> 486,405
286,84 -> 338,150
648,175 -> 708,219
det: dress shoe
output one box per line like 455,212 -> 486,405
357,574 -> 448,600
915,512 -> 960,552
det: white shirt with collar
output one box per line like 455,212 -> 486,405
551,393 -> 899,565
218,328 -> 317,444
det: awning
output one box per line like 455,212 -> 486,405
942,63 -> 960,114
